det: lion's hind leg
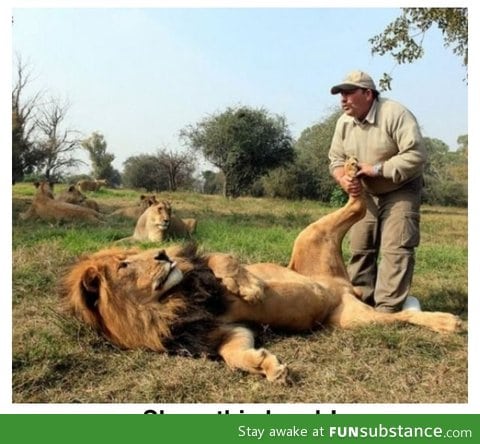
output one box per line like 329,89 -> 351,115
328,292 -> 464,334
218,326 -> 288,383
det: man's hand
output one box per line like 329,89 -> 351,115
339,174 -> 362,197
356,162 -> 382,178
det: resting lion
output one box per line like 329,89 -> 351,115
76,178 -> 108,192
20,181 -> 103,223
110,194 -> 159,219
57,185 -> 100,212
116,200 -> 197,243
61,160 -> 463,382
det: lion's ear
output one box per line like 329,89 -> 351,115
81,267 -> 100,293
68,185 -> 76,192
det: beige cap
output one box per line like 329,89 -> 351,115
330,70 -> 377,94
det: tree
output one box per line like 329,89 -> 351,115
180,106 -> 294,197
122,155 -> 168,192
422,136 -> 467,206
81,132 -> 121,186
201,170 -> 224,195
369,8 -> 468,90
12,57 -> 43,183
156,147 -> 195,191
294,109 -> 343,201
456,134 -> 468,157
34,99 -> 85,181
122,150 -> 195,192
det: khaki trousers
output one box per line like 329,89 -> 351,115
347,177 -> 422,312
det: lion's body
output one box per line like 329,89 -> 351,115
61,159 -> 464,382
20,181 -> 103,223
57,185 -> 100,212
76,179 -> 108,192
117,201 -> 197,243
110,195 -> 159,219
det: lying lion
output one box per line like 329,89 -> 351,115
116,200 -> 197,243
57,185 -> 100,212
76,178 -> 108,192
20,181 -> 103,223
60,160 -> 463,383
110,194 -> 159,219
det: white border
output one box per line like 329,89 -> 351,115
4,0 -> 477,415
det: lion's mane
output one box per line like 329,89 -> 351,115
60,245 -> 231,357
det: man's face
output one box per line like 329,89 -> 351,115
339,88 -> 373,121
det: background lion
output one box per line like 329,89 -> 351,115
57,185 -> 100,212
61,162 -> 463,382
76,178 -> 108,192
110,194 -> 159,219
20,181 -> 103,223
116,200 -> 197,243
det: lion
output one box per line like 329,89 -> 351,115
116,200 -> 197,243
20,181 -> 103,223
76,179 -> 108,192
57,185 -> 100,212
110,194 -> 159,219
60,159 -> 464,382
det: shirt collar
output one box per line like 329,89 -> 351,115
353,99 -> 378,126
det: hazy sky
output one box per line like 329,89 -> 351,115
11,5 -> 468,173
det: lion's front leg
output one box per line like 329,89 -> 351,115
218,326 -> 288,383
207,253 -> 265,303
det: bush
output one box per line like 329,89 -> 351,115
329,186 -> 348,207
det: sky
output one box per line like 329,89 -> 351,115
10,4 -> 469,174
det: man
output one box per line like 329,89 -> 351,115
328,70 -> 427,313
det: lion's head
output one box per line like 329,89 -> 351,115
34,181 -> 55,200
145,201 -> 172,231
60,245 -> 229,355
59,185 -> 87,204
139,194 -> 159,210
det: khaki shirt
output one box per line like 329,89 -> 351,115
328,98 -> 427,195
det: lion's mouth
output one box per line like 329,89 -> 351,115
153,262 -> 183,298
156,221 -> 170,230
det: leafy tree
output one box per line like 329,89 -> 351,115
122,150 -> 195,192
34,99 -> 85,181
294,109 -> 343,201
156,148 -> 195,191
180,106 -> 294,197
201,170 -> 224,195
259,109 -> 343,201
12,57 -> 43,183
456,134 -> 468,157
422,136 -> 467,206
122,154 -> 169,192
369,8 -> 468,90
81,132 -> 121,186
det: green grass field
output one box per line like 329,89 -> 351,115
12,183 -> 467,404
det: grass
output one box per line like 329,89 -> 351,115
12,183 -> 468,404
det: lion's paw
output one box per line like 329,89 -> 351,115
266,364 -> 289,385
237,280 -> 265,304
222,276 -> 265,304
431,313 -> 466,334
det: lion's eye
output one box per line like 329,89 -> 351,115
117,261 -> 129,271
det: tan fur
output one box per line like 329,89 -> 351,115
76,179 -> 108,192
110,195 -> 159,219
116,201 -> 197,243
20,181 -> 103,223
60,159 -> 464,383
57,185 -> 100,212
